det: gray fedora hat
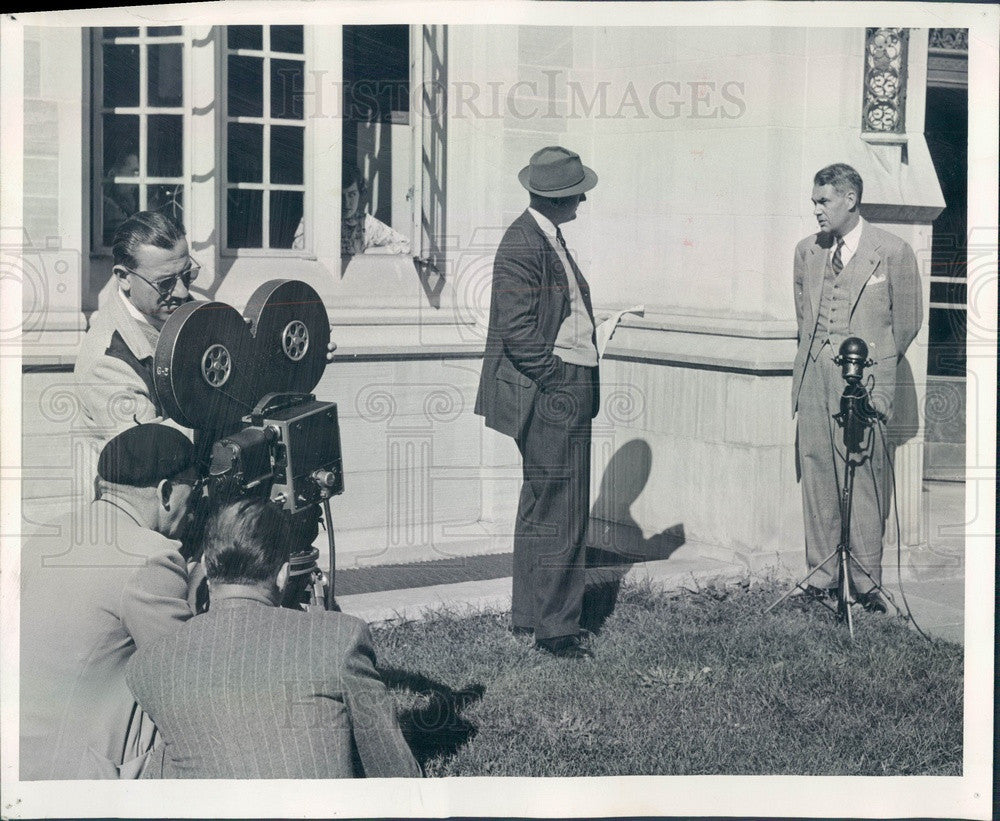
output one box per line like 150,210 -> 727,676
518,146 -> 598,197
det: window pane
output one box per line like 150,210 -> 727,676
270,126 -> 303,185
270,191 -> 303,249
102,183 -> 140,245
270,58 -> 304,119
228,189 -> 263,248
227,123 -> 263,183
270,25 -> 303,54
103,43 -> 139,107
148,43 -> 183,107
228,25 -> 262,51
103,27 -> 139,38
927,307 -> 966,376
228,55 -> 263,117
148,26 -> 182,37
147,115 -> 183,177
102,114 -> 140,176
930,280 -> 966,305
148,184 -> 184,225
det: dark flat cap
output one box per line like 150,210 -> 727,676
98,424 -> 194,486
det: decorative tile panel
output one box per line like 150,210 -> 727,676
928,28 -> 969,52
862,28 -> 909,134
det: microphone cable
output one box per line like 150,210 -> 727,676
875,417 -> 933,643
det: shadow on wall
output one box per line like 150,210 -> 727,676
581,438 -> 686,634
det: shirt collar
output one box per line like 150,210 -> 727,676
527,207 -> 558,239
117,286 -> 159,329
837,216 -> 864,255
207,583 -> 278,609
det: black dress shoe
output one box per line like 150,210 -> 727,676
857,589 -> 889,614
535,635 -> 594,659
800,585 -> 835,601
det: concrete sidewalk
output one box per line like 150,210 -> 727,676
335,481 -> 967,645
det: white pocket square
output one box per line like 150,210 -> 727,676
869,272 -> 887,284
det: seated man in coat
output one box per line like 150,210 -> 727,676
20,424 -> 198,779
126,497 -> 422,779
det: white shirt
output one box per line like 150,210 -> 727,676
118,286 -> 159,330
832,216 -> 864,268
527,208 -> 598,368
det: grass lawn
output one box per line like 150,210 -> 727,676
373,578 -> 963,777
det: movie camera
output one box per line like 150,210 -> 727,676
153,280 -> 343,610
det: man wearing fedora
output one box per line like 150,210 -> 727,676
475,146 -> 600,659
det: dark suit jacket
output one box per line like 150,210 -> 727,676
791,220 -> 922,419
475,210 -> 598,440
125,588 -> 421,779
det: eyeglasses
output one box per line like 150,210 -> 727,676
121,257 -> 201,300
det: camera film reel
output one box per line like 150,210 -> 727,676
244,280 -> 331,398
154,300 -> 259,431
153,281 -> 331,432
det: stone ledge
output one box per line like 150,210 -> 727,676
605,325 -> 796,374
615,311 -> 797,340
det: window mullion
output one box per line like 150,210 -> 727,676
92,29 -> 105,249
221,32 -> 230,251
262,50 -> 271,248
138,31 -> 148,211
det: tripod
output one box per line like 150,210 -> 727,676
768,339 -> 897,637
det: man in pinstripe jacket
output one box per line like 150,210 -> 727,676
126,498 -> 421,779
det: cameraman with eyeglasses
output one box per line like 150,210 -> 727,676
75,210 -> 337,453
75,211 -> 200,444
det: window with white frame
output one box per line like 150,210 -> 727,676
340,25 -> 413,257
91,26 -> 186,250
223,25 -> 306,251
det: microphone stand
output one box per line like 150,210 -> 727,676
829,379 -> 881,637
768,339 -> 897,638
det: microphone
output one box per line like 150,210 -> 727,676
834,337 -> 872,383
832,337 -> 884,451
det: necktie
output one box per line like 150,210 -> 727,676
555,227 -> 594,322
555,226 -> 569,254
832,237 -> 845,275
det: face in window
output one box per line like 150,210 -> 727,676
342,182 -> 360,220
811,183 -> 857,237
116,237 -> 194,329
107,153 -> 139,180
119,153 -> 140,177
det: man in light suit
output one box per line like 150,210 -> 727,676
475,146 -> 600,659
126,497 -> 421,779
792,163 -> 922,612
